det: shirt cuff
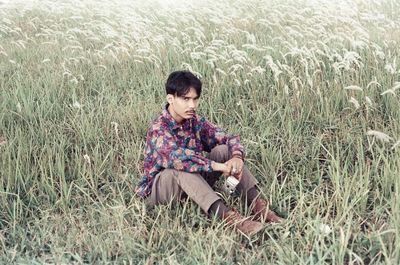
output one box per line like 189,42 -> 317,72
205,159 -> 213,172
231,148 -> 245,158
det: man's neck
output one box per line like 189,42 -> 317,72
167,104 -> 185,124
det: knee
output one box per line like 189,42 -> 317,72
159,169 -> 180,182
165,170 -> 205,188
162,169 -> 202,181
210,145 -> 230,162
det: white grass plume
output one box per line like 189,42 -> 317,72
380,82 -> 400,96
392,140 -> 400,150
349,97 -> 360,109
365,96 -> 373,106
345,85 -> 363,91
366,80 -> 381,89
366,130 -> 393,143
83,154 -> 91,164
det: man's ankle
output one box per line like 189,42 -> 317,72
208,199 -> 229,218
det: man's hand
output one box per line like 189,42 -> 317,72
224,157 -> 244,180
211,161 -> 231,176
211,157 -> 244,180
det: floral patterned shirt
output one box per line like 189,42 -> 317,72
135,105 -> 244,198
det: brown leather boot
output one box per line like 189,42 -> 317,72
251,198 -> 283,223
223,209 -> 264,236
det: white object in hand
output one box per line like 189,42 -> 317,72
222,176 -> 239,194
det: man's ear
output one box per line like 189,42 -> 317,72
166,94 -> 174,104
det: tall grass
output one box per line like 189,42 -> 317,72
1,0 -> 400,263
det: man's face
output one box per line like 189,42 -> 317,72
167,87 -> 200,124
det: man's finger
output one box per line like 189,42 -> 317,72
232,171 -> 241,180
225,163 -> 232,176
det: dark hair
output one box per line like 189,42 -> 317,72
165,70 -> 202,97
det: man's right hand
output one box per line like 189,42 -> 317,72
211,161 -> 231,177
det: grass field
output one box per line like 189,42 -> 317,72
1,0 -> 400,264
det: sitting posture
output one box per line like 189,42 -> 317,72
135,70 -> 283,236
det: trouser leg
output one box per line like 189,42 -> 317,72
148,145 -> 259,212
236,165 -> 259,195
204,144 -> 259,197
149,169 -> 221,213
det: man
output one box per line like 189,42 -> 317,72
135,70 -> 283,236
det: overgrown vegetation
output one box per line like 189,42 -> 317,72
1,0 -> 399,263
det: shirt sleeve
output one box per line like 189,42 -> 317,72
200,118 -> 245,156
149,129 -> 213,173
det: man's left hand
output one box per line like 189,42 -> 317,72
224,157 -> 244,180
